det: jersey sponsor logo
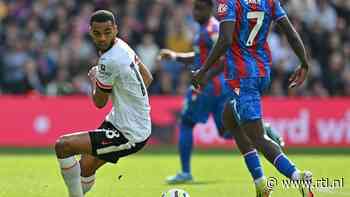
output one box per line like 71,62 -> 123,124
98,64 -> 112,77
99,64 -> 106,72
217,3 -> 228,16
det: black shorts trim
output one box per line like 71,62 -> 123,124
89,121 -> 148,163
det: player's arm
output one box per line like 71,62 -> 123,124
202,22 -> 233,73
276,17 -> 308,69
272,0 -> 309,88
92,81 -> 110,109
158,49 -> 195,65
192,0 -> 235,86
276,17 -> 309,88
205,58 -> 225,80
88,66 -> 110,108
137,61 -> 153,88
192,21 -> 234,86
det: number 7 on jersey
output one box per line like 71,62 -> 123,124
246,11 -> 265,47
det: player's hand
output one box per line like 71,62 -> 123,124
157,49 -> 176,61
88,66 -> 98,83
288,64 -> 309,88
191,69 -> 206,89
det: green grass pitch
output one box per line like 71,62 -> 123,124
0,148 -> 349,197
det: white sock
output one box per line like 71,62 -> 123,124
58,156 -> 84,197
291,170 -> 301,181
254,176 -> 266,185
81,174 -> 95,194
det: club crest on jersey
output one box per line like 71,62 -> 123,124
217,3 -> 228,16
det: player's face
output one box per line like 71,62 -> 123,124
90,21 -> 117,51
193,1 -> 212,24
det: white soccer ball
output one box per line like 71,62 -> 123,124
161,188 -> 190,197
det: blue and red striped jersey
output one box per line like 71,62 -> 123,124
216,0 -> 286,80
193,17 -> 220,69
193,17 -> 224,95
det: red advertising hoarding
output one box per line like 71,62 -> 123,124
191,97 -> 350,148
0,96 -> 349,148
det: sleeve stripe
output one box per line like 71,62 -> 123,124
96,79 -> 113,90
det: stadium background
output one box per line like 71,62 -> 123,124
0,0 -> 349,197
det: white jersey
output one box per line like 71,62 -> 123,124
95,38 -> 151,143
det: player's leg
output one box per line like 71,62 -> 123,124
54,132 -> 93,197
213,94 -> 233,139
165,117 -> 196,184
243,119 -> 313,196
263,122 -> 285,148
238,77 -> 297,178
218,89 -> 284,146
166,87 -> 210,184
229,77 -> 280,196
238,77 -> 313,196
79,154 -> 106,194
222,101 -> 255,154
224,96 -> 273,196
226,98 -> 268,187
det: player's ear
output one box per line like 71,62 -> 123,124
114,24 -> 118,36
88,26 -> 93,37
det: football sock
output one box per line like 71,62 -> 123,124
58,156 -> 84,197
291,170 -> 302,181
244,150 -> 264,181
179,123 -> 193,174
273,153 -> 297,179
81,174 -> 95,194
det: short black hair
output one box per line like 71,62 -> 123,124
90,10 -> 116,26
197,0 -> 214,7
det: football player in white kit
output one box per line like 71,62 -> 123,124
54,10 -> 153,197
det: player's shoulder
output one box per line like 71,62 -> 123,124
209,17 -> 219,27
206,17 -> 219,36
102,38 -> 135,67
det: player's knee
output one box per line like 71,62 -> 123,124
80,161 -> 97,177
55,135 -> 74,157
252,135 -> 268,151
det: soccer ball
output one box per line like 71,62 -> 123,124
161,188 -> 190,197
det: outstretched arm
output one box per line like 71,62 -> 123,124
276,17 -> 309,88
158,49 -> 195,65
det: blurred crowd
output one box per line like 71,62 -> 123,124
0,0 -> 349,97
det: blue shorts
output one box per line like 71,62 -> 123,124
181,80 -> 231,130
229,75 -> 271,123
